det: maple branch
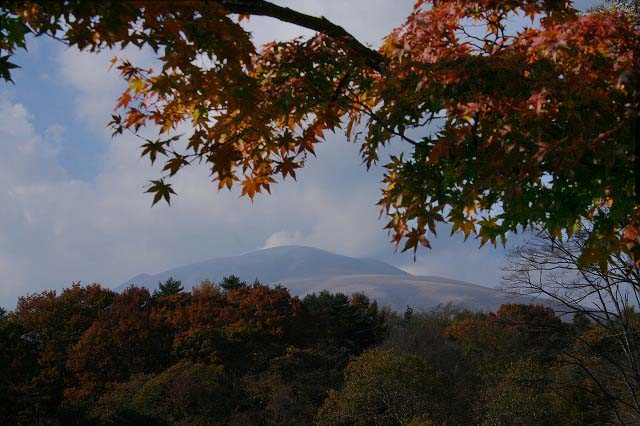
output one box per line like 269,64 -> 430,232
348,96 -> 419,146
217,0 -> 386,70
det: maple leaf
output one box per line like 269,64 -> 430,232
145,179 -> 176,206
140,139 -> 168,164
2,0 -> 637,266
162,155 -> 190,176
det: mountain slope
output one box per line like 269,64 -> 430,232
278,274 -> 536,312
118,245 -> 408,291
117,245 -> 543,312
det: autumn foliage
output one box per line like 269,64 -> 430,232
0,0 -> 637,263
1,279 -> 391,424
376,1 -> 639,261
1,277 -> 639,424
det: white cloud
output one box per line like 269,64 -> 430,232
399,243 -> 506,287
243,0 -> 412,47
56,48 -> 130,127
0,64 -> 393,306
263,231 -> 305,249
0,1 -> 509,307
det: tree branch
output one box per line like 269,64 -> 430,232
217,0 -> 387,70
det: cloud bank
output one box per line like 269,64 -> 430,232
0,0 -> 519,308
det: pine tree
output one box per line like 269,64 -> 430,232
154,277 -> 184,297
219,275 -> 247,292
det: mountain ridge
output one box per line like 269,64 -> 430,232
117,245 -> 543,312
117,245 -> 409,290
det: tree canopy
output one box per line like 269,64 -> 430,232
154,277 -> 184,297
1,0 -> 638,263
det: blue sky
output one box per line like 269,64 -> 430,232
0,0 -> 602,308
6,38 -> 106,180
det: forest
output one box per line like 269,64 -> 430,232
0,273 -> 637,425
1,0 -> 639,424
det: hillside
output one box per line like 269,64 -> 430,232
278,274 -> 530,312
118,245 -> 541,312
118,246 -> 408,288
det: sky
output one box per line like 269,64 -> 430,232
0,0 -> 603,308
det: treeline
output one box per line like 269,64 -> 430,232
0,277 -> 635,425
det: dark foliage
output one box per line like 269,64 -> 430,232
153,277 -> 184,297
0,280 -> 634,425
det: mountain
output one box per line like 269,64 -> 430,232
118,246 -> 408,290
117,245 -> 543,312
278,274 -> 532,312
